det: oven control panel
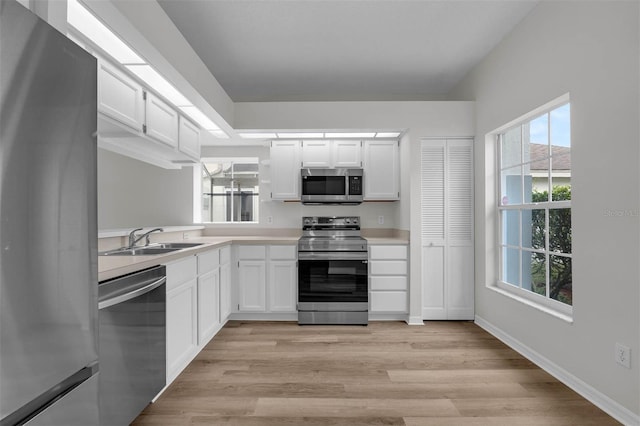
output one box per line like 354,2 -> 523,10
302,216 -> 360,229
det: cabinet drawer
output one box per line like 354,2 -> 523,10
269,245 -> 297,260
370,260 -> 406,275
237,245 -> 266,260
370,245 -> 407,260
370,291 -> 407,313
166,256 -> 197,291
197,249 -> 219,275
370,276 -> 407,291
220,245 -> 231,264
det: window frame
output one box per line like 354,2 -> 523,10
494,95 -> 573,318
196,157 -> 260,224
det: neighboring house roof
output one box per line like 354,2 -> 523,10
529,145 -> 571,170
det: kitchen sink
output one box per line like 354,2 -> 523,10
100,247 -> 181,256
151,242 -> 203,249
99,242 -> 203,256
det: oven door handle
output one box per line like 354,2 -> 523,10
98,276 -> 166,310
298,252 -> 368,261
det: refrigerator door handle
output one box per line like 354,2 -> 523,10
98,277 -> 166,310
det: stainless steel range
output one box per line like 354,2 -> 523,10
297,216 -> 368,325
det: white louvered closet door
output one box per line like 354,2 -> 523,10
421,139 -> 474,320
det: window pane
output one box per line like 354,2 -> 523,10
501,210 -> 519,246
549,208 -> 571,254
550,103 -> 571,149
501,127 -> 522,168
523,250 -> 546,296
502,247 -> 520,287
500,166 -> 522,205
551,153 -> 571,200
550,255 -> 572,305
522,209 -> 545,251
524,113 -> 549,164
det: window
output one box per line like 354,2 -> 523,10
498,101 -> 572,312
201,158 -> 259,223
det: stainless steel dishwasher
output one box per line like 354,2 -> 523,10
98,265 -> 166,426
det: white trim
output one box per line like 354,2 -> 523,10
491,93 -> 571,135
475,315 -> 640,426
407,315 -> 425,325
490,282 -> 573,321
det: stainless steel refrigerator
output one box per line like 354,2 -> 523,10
0,1 -> 99,425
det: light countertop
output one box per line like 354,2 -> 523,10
98,235 -> 409,282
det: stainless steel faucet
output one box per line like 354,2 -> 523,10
127,227 -> 164,248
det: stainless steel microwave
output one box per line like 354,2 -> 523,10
301,168 -> 363,204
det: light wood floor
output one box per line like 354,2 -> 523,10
132,321 -> 619,425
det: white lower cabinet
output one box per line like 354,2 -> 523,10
235,245 -> 297,315
165,245 -> 231,385
238,260 -> 267,311
197,270 -> 220,345
219,246 -> 232,322
268,261 -> 297,312
369,245 -> 409,315
166,256 -> 198,383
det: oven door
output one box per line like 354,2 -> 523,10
298,256 -> 368,305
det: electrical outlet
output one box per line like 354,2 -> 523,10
183,232 -> 189,240
615,343 -> 631,369
378,215 -> 384,225
267,216 -> 273,224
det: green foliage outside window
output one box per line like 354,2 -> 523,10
530,186 -> 572,304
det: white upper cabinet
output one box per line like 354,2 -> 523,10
97,57 -> 201,169
363,140 -> 399,200
302,140 -> 362,168
97,59 -> 144,133
144,91 -> 179,148
302,140 -> 331,167
178,116 -> 200,161
332,140 -> 362,167
270,140 -> 301,200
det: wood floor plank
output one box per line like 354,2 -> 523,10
132,321 -> 620,425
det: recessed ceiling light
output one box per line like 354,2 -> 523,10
67,0 -> 145,65
276,132 -> 324,139
375,132 -> 401,138
126,65 -> 191,106
324,132 -> 376,138
238,133 -> 278,139
179,106 -> 220,131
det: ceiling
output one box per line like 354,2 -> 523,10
158,0 -> 538,103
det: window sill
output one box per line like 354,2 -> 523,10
488,283 -> 574,324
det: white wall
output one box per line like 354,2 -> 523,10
451,1 -> 639,419
97,149 -> 193,229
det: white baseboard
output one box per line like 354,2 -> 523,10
407,315 -> 424,325
475,315 -> 640,426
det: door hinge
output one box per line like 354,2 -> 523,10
142,124 -> 147,134
142,91 -> 147,100
237,304 -> 240,310
237,261 -> 240,268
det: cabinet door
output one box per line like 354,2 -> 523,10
197,269 -> 220,345
144,91 -> 179,148
97,60 -> 144,132
268,260 -> 297,312
219,262 -> 231,321
270,140 -> 301,200
332,140 -> 362,167
179,116 -> 200,160
363,140 -> 399,200
302,140 -> 331,167
166,279 -> 197,381
238,260 -> 266,311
